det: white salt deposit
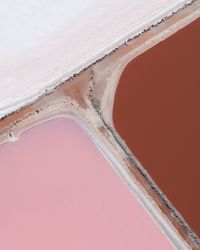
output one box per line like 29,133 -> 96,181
0,0 -> 193,118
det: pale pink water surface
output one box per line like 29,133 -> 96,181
0,118 -> 174,250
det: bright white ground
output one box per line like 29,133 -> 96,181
0,0 -> 192,118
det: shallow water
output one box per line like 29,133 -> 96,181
114,17 -> 200,237
0,117 -> 173,250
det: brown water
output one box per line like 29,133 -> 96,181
113,17 -> 200,237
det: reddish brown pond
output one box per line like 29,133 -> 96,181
113,17 -> 200,237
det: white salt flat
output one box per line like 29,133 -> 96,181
0,0 -> 193,118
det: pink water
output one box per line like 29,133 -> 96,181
0,118 -> 173,249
